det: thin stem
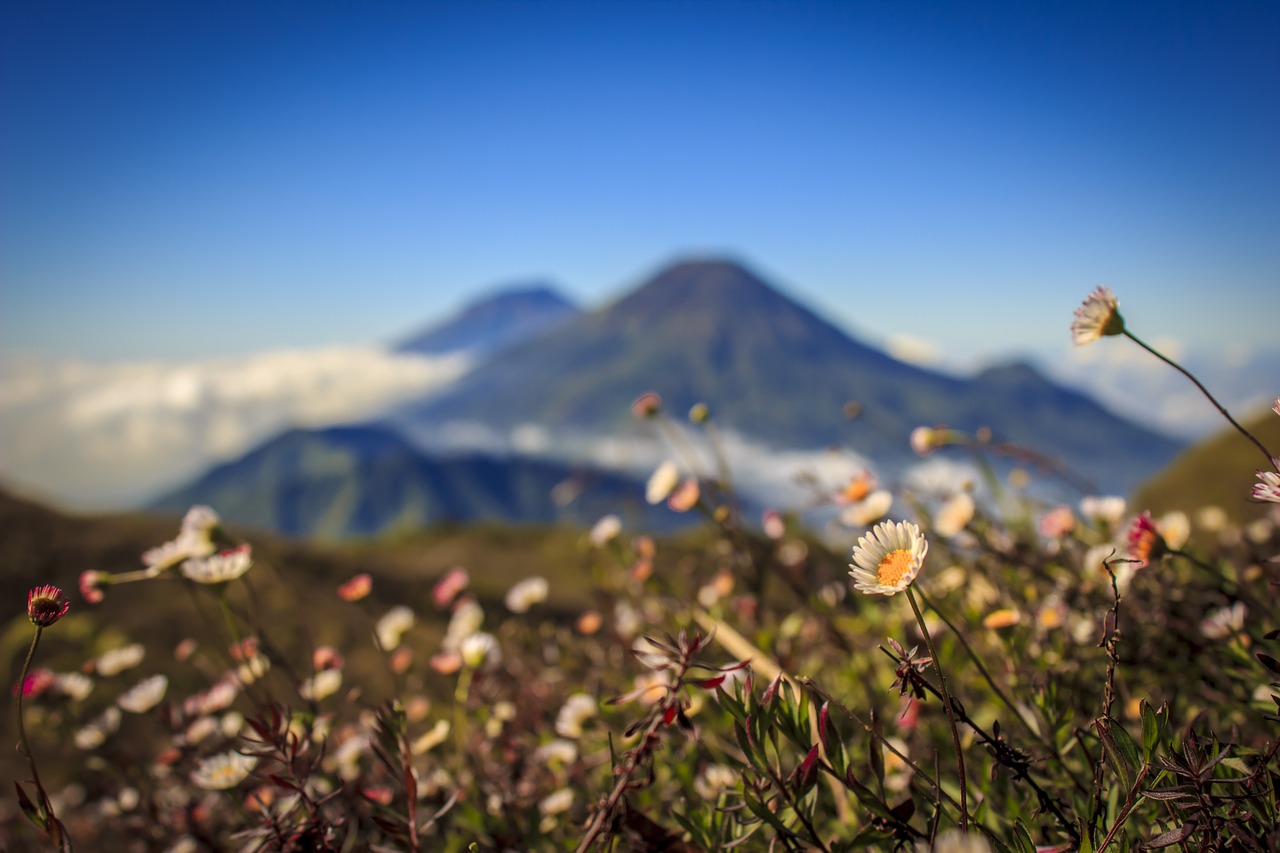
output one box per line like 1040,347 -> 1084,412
905,586 -> 969,831
16,628 -> 47,802
1124,330 -> 1274,466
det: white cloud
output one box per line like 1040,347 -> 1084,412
885,333 -> 943,368
0,347 -> 471,509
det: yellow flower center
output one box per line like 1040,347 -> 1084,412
877,549 -> 913,587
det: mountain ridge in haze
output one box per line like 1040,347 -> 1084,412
396,283 -> 580,356
393,258 -> 1183,494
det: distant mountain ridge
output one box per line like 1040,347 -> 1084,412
396,283 -> 580,356
393,258 -> 1183,494
153,425 -> 677,539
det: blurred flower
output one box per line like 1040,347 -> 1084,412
850,520 -> 928,596
300,669 -> 343,701
181,545 -> 252,585
934,492 -> 975,538
144,505 -> 220,571
589,514 -> 622,546
1201,602 -> 1247,640
312,646 -> 344,672
1080,495 -> 1127,527
27,584 -> 70,627
191,751 -> 258,790
534,739 -> 578,765
982,608 -> 1021,630
555,693 -> 597,738
12,668 -> 55,698
432,566 -> 469,609
917,828 -> 994,853
694,763 -> 739,799
1127,512 -> 1166,568
631,392 -> 661,418
1036,598 -> 1067,631
688,402 -> 710,423
96,644 -> 146,677
337,573 -> 372,602
117,674 -> 168,713
645,460 -> 680,504
835,471 -> 876,504
460,632 -> 501,668
442,598 -> 484,650
410,719 -> 451,755
186,677 -> 239,716
389,645 -> 414,674
1254,463 -> 1280,504
576,609 -> 603,634
667,479 -> 700,512
1038,505 -> 1076,538
910,426 -> 938,456
762,509 -> 785,540
79,570 -> 106,604
74,706 -> 121,750
1197,505 -> 1229,532
1070,286 -> 1125,346
1158,510 -> 1191,550
539,788 -> 574,816
631,670 -> 671,707
633,535 -> 656,559
236,654 -> 271,685
504,577 -> 549,613
375,605 -> 415,650
840,489 -> 893,527
174,638 -> 198,662
54,672 -> 94,701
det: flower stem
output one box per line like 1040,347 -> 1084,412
16,627 -> 47,804
1123,330 -> 1275,466
905,586 -> 969,831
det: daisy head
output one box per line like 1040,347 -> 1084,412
1070,286 -> 1125,346
181,545 -> 252,585
849,520 -> 929,596
1126,511 -> 1166,568
27,585 -> 70,627
1253,463 -> 1280,504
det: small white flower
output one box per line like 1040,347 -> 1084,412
117,674 -> 169,714
933,493 -> 975,538
1070,286 -> 1124,346
504,577 -> 549,613
645,460 -> 680,505
375,605 -> 416,650
54,672 -> 94,702
1254,464 -> 1280,504
917,828 -> 994,853
144,506 -> 221,570
539,787 -> 574,816
300,669 -> 344,701
840,490 -> 893,527
442,599 -> 484,650
410,720 -> 451,755
1201,602 -> 1247,640
1080,495 -> 1127,527
181,545 -> 252,585
96,643 -> 146,677
555,693 -> 597,738
849,520 -> 928,596
1158,510 -> 1191,550
533,739 -> 578,765
236,654 -> 271,685
74,707 -> 121,750
694,763 -> 739,799
191,750 -> 258,790
589,514 -> 622,546
184,716 -> 220,744
460,632 -> 501,668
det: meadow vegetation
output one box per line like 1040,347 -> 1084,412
6,287 -> 1280,852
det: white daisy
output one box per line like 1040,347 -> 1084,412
96,643 -> 146,677
1070,286 -> 1125,346
504,577 -> 549,613
1254,464 -> 1280,504
117,674 -> 169,714
375,605 -> 416,650
299,669 -> 343,701
645,460 -> 680,505
840,489 -> 893,527
181,545 -> 252,585
190,750 -> 258,790
554,693 -> 598,738
849,520 -> 928,596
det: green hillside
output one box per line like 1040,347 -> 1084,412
1131,404 -> 1280,523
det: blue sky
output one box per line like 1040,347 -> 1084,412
2,0 -> 1278,365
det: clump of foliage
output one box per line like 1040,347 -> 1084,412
6,287 -> 1280,852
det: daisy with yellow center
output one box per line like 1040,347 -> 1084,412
1070,286 -> 1125,346
849,520 -> 928,596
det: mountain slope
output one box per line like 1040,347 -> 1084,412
396,284 -> 580,356
152,425 -> 673,539
394,259 -> 1183,493
1132,406 -> 1280,522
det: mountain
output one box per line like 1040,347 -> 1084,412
1131,405 -> 1280,524
393,258 -> 1183,494
396,283 -> 581,356
152,425 -> 675,539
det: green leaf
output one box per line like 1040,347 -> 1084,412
1010,820 -> 1037,853
1096,717 -> 1139,790
743,790 -> 795,839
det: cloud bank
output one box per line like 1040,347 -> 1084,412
0,347 -> 471,509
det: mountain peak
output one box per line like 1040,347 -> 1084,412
396,281 -> 580,356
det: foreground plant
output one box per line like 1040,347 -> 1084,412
14,586 -> 73,852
